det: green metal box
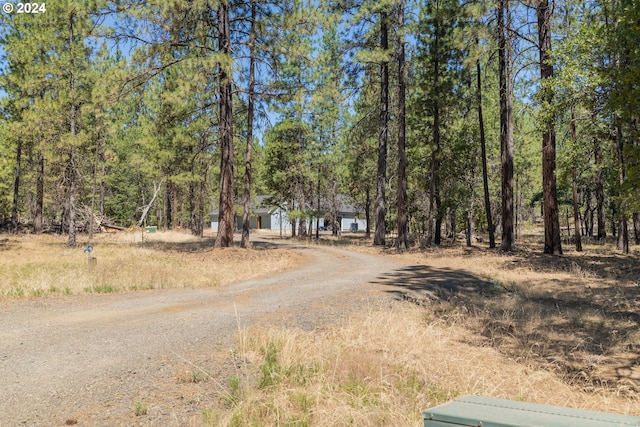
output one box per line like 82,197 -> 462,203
423,395 -> 640,427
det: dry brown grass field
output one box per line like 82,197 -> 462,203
1,230 -> 639,426
0,230 -> 302,298
198,233 -> 640,426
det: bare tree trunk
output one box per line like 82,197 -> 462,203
215,0 -> 235,248
241,0 -> 256,249
476,43 -> 495,248
374,10 -> 389,246
538,0 -> 562,255
138,181 -> 163,227
499,0 -> 514,251
396,0 -> 408,251
633,212 -> 640,245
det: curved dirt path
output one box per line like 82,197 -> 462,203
0,242 -> 400,426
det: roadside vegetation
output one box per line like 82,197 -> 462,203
1,230 -> 638,425
194,235 -> 639,426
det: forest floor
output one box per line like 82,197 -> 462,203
0,230 -> 639,426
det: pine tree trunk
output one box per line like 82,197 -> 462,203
633,212 -> 640,245
240,0 -> 256,249
374,10 -> 389,246
499,0 -> 514,251
614,117 -> 629,253
476,42 -> 495,248
428,6 -> 442,247
65,12 -> 78,248
538,0 -> 562,255
594,142 -> 606,239
434,194 -> 442,245
291,213 -> 297,238
198,179 -> 205,237
315,174 -> 321,240
66,144 -> 77,248
466,205 -> 474,247
365,186 -> 371,239
34,150 -> 44,234
427,157 -> 436,247
584,188 -> 593,237
299,196 -> 307,236
100,163 -> 105,217
215,0 -> 235,248
562,2 -> 583,252
89,139 -> 101,241
165,182 -> 172,229
570,107 -> 583,251
10,138 -> 22,234
445,207 -> 456,241
396,0 -> 408,251
189,180 -> 198,236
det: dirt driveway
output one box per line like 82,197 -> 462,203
0,242 -> 400,426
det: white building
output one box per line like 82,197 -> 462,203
209,195 -> 366,233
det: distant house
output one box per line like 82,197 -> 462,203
209,195 -> 367,232
330,195 -> 367,232
209,195 -> 291,232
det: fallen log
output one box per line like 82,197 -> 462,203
101,223 -> 127,232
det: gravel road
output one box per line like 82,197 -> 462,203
0,242 -> 401,426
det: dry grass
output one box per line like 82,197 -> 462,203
0,231 -> 302,298
372,240 -> 640,395
195,234 -> 640,426
2,231 -> 639,424
201,302 -> 638,426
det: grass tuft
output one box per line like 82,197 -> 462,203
133,401 -> 148,416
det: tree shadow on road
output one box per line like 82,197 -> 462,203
373,264 -> 502,304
